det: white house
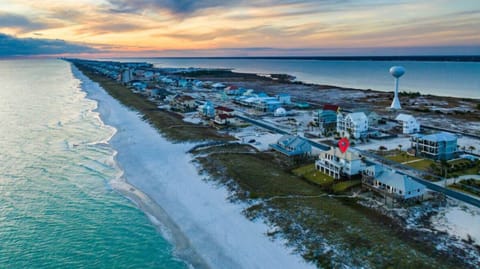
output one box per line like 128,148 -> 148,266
212,82 -> 226,89
213,106 -> 236,125
362,165 -> 426,200
274,107 -> 287,117
315,148 -> 364,179
395,114 -> 420,134
337,112 -> 369,139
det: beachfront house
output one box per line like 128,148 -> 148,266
146,87 -> 163,98
170,95 -> 197,112
213,105 -> 236,125
362,165 -> 426,201
269,135 -> 312,156
411,132 -> 457,160
396,114 -> 420,134
337,112 -> 369,139
213,114 -> 236,125
315,148 -> 364,179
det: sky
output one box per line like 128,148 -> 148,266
0,0 -> 479,57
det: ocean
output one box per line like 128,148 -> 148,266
0,59 -> 187,268
110,58 -> 480,99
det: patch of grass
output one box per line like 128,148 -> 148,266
407,159 -> 435,170
198,151 -> 321,199
293,164 -> 335,186
386,153 -> 421,163
449,182 -> 480,197
75,64 -> 232,143
332,180 -> 361,193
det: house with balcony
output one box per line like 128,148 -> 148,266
315,148 -> 364,179
396,113 -> 420,134
337,112 -> 369,139
213,105 -> 236,125
411,132 -> 457,160
170,95 -> 197,112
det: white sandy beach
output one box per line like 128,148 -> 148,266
71,65 -> 314,269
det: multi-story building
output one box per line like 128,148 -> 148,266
315,148 -> 364,179
337,112 -> 368,139
396,113 -> 420,134
411,132 -> 457,160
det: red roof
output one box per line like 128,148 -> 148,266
215,106 -> 234,112
323,104 -> 339,111
218,114 -> 234,119
175,95 -> 194,101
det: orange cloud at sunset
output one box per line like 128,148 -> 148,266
0,0 -> 479,56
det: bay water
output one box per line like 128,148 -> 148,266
112,57 -> 480,99
0,59 -> 187,268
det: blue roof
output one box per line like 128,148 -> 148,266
420,132 -> 457,142
256,92 -> 268,97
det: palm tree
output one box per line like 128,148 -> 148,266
468,145 -> 476,153
378,145 -> 387,156
398,144 -> 403,152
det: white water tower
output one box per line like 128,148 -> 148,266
389,66 -> 405,110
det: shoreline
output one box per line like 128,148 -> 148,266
71,64 -> 315,269
72,65 -> 208,269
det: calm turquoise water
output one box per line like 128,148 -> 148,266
110,58 -> 480,99
0,59 -> 187,268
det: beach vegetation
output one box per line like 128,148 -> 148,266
75,64 -> 232,142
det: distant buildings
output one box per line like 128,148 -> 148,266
170,95 -> 197,112
411,132 -> 457,160
234,93 -> 290,113
270,135 -> 312,156
315,148 -> 364,179
396,114 -> 420,134
362,165 -> 426,201
337,112 -> 369,139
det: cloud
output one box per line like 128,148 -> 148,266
106,0 -> 348,15
0,12 -> 50,33
107,0 -> 240,14
0,33 -> 98,56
